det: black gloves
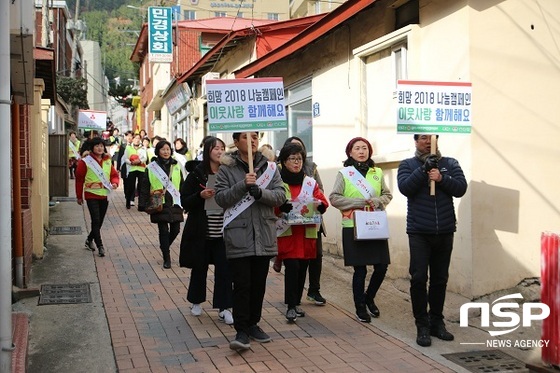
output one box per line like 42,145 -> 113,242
317,203 -> 326,214
423,154 -> 439,172
248,185 -> 262,200
279,201 -> 293,213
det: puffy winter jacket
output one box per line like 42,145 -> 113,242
215,151 -> 285,259
397,156 -> 467,234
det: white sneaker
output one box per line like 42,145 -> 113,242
191,304 -> 202,316
130,201 -> 135,206
218,309 -> 234,325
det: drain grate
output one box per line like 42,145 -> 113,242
38,284 -> 92,305
443,350 -> 528,373
49,226 -> 82,235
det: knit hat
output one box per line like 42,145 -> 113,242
345,137 -> 373,158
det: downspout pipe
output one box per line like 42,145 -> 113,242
0,1 -> 13,373
12,104 -> 24,289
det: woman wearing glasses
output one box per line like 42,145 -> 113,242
276,143 -> 329,322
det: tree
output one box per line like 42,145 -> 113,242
57,76 -> 89,109
108,84 -> 137,110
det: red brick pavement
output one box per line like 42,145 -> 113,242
93,188 -> 454,373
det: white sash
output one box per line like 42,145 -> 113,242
276,176 -> 316,236
69,141 -> 80,159
83,155 -> 113,193
339,166 -> 374,199
146,162 -> 182,207
222,162 -> 277,230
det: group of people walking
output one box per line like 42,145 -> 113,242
72,129 -> 467,350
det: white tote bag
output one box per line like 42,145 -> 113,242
353,209 -> 390,240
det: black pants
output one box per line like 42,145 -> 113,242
187,238 -> 233,310
352,263 -> 388,305
157,221 -> 180,253
284,258 -> 309,308
408,233 -> 454,328
86,199 -> 109,248
125,170 -> 144,205
307,233 -> 323,295
228,255 -> 272,333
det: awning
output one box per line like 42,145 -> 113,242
147,89 -> 164,112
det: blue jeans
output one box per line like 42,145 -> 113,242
408,233 -> 454,328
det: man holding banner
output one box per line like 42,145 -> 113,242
215,132 -> 285,352
397,134 -> 467,347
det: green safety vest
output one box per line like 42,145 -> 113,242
84,158 -> 112,197
341,167 -> 383,228
148,164 -> 181,204
278,182 -> 318,238
125,145 -> 145,173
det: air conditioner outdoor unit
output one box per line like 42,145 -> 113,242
201,72 -> 220,97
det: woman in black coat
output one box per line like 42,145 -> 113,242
138,140 -> 184,269
179,136 -> 233,324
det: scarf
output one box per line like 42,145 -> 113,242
415,149 -> 442,162
280,166 -> 305,186
343,158 -> 373,177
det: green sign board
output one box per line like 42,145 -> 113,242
206,78 -> 287,133
396,80 -> 472,134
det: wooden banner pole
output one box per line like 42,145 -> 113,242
246,132 -> 254,173
430,134 -> 436,196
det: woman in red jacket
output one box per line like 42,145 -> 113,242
276,143 -> 328,322
75,137 -> 119,257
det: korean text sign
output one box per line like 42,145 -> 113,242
206,78 -> 287,133
78,110 -> 107,130
396,80 -> 472,134
148,7 -> 172,63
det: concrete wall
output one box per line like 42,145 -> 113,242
81,40 -> 106,111
467,0 -> 560,296
253,0 -> 560,298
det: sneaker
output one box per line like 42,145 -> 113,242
355,304 -> 371,323
365,296 -> 380,318
247,325 -> 271,343
417,327 -> 432,347
286,308 -> 297,322
84,239 -> 95,251
218,309 -> 234,325
229,331 -> 250,351
294,306 -> 305,317
191,304 -> 202,316
430,325 -> 454,341
130,201 -> 135,206
307,292 -> 326,306
98,246 -> 105,257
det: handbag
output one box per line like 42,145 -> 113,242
353,208 -> 390,240
145,190 -> 164,215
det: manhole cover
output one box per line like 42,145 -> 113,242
443,350 -> 528,373
38,284 -> 92,305
52,197 -> 77,202
49,226 -> 82,235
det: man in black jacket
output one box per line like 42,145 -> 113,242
397,134 -> 467,347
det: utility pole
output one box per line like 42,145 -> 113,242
70,0 -> 80,78
42,0 -> 49,47
0,0 -> 13,371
